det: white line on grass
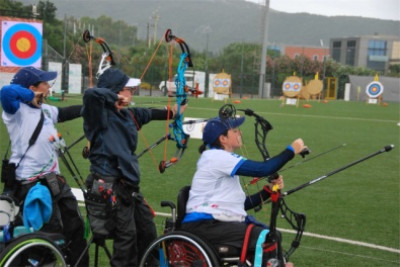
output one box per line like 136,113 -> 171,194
277,228 -> 400,254
189,106 -> 398,124
301,245 -> 400,264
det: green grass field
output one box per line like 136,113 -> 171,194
1,95 -> 399,266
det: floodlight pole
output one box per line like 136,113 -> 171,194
258,0 -> 270,98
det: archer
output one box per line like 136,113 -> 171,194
180,114 -> 308,266
81,67 -> 187,266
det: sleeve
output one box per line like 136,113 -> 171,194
244,186 -> 271,210
58,105 -> 82,122
206,151 -> 245,178
127,107 -> 152,130
82,88 -> 118,131
235,148 -> 294,177
0,85 -> 34,114
150,108 -> 174,120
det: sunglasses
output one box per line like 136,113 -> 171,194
123,87 -> 138,94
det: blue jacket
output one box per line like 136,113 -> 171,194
82,88 -> 151,184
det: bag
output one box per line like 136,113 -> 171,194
85,174 -> 116,237
0,194 -> 20,227
1,159 -> 16,190
42,173 -> 61,197
85,194 -> 115,237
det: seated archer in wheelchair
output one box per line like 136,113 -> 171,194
180,116 -> 306,266
0,67 -> 88,266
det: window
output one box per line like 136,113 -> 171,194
346,40 -> 356,66
368,40 -> 387,56
333,41 -> 341,48
313,55 -> 318,61
332,41 -> 341,62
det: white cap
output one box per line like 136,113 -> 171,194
125,78 -> 141,87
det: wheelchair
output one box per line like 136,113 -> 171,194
0,193 -> 68,267
140,186 -> 286,267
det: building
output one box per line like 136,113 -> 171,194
284,45 -> 330,62
330,34 -> 400,74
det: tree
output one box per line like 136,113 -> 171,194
37,0 -> 57,23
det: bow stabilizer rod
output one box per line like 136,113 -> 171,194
284,144 -> 395,196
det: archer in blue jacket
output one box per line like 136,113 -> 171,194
82,67 -> 187,267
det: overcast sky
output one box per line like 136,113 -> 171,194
246,0 -> 400,21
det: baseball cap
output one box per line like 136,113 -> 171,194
97,68 -> 140,93
125,78 -> 141,88
202,116 -> 245,146
11,67 -> 57,89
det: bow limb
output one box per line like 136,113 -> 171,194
238,108 -> 273,161
82,29 -> 115,78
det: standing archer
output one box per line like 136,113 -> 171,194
82,67 -> 187,266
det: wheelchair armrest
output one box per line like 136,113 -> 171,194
160,201 -> 176,224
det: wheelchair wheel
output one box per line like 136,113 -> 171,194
140,230 -> 219,267
0,233 -> 67,267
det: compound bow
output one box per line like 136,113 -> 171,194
158,29 -> 193,173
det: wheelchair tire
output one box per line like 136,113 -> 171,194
140,230 -> 219,267
0,233 -> 67,267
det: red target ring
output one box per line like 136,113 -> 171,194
10,30 -> 37,59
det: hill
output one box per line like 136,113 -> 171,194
18,0 -> 400,53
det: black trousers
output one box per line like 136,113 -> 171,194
88,175 -> 158,267
181,219 -> 282,264
181,220 -> 265,253
16,175 -> 89,267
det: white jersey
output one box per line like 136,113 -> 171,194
186,149 -> 247,220
2,103 -> 61,181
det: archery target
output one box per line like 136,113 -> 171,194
214,78 -> 230,88
282,76 -> 302,98
365,81 -> 384,98
283,82 -> 301,91
1,21 -> 43,67
213,72 -> 231,95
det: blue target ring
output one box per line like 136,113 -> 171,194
365,81 -> 384,98
3,23 -> 42,66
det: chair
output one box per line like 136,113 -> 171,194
0,193 -> 68,266
140,186 -> 246,266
